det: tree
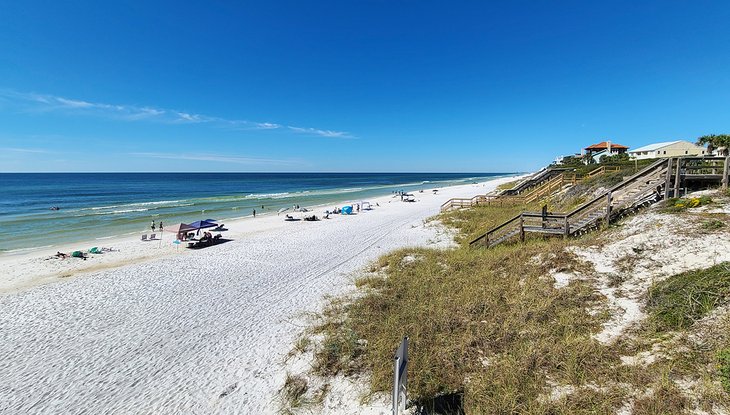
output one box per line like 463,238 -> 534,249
696,134 -> 730,154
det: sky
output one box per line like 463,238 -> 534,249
1,1 -> 729,173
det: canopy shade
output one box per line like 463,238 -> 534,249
165,223 -> 195,234
189,220 -> 218,230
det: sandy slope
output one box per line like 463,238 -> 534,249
0,176 -> 520,415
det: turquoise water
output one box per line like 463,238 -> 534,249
0,172 -> 513,252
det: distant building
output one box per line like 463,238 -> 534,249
553,155 -> 572,165
628,140 -> 707,160
583,141 -> 629,163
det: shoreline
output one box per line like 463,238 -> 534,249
1,173 -> 516,255
0,175 -> 525,295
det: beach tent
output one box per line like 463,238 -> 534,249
189,220 -> 218,230
164,223 -> 195,234
341,205 -> 353,215
361,201 -> 371,210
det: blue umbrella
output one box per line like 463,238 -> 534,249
189,220 -> 218,230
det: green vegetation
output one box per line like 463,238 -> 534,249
282,373 -> 309,408
308,243 -> 625,413
697,134 -> 730,154
702,218 -> 726,230
719,349 -> 730,393
496,179 -> 521,191
290,182 -> 730,414
662,196 -> 713,213
647,263 -> 730,331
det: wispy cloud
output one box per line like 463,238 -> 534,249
131,152 -> 300,166
287,126 -> 355,138
0,147 -> 49,153
0,90 -> 354,138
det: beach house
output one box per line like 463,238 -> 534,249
628,140 -> 708,160
583,141 -> 629,163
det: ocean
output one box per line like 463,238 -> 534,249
0,172 -> 511,253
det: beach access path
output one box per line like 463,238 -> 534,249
0,176 -> 522,414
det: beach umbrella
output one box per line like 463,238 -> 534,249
188,220 -> 218,230
204,219 -> 217,223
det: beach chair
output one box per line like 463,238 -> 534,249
141,234 -> 147,241
149,233 -> 156,240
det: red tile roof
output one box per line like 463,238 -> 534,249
584,141 -> 629,150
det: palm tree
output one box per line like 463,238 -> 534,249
697,134 -> 730,155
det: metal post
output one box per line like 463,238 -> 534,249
664,158 -> 673,200
392,356 -> 400,415
674,158 -> 681,197
723,156 -> 730,191
605,191 -> 612,227
392,337 -> 408,415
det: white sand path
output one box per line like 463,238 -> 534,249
0,176 -> 520,414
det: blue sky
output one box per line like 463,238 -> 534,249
1,1 -> 729,172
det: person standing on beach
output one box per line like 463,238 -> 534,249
253,209 -> 256,218
151,221 -> 156,232
159,221 -> 163,232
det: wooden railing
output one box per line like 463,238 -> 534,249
585,165 -> 621,179
441,165 -> 623,212
470,159 -> 671,247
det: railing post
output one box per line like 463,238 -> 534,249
519,214 -> 525,242
674,158 -> 681,197
664,158 -> 673,199
563,216 -> 569,238
723,156 -> 730,191
605,191 -> 612,227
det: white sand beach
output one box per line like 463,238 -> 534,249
0,176 -> 521,414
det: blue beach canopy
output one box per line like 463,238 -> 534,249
341,205 -> 353,215
189,220 -> 218,229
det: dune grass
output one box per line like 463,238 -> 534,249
647,263 -> 730,331
309,241 -> 630,413
292,189 -> 730,414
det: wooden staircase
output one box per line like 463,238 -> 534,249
440,165 -> 621,212
470,159 -> 669,248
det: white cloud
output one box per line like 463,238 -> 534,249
287,126 -> 354,138
254,122 -> 281,130
0,89 -> 354,138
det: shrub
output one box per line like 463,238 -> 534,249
702,219 -> 726,230
719,349 -> 730,393
663,196 -> 712,212
647,263 -> 730,331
